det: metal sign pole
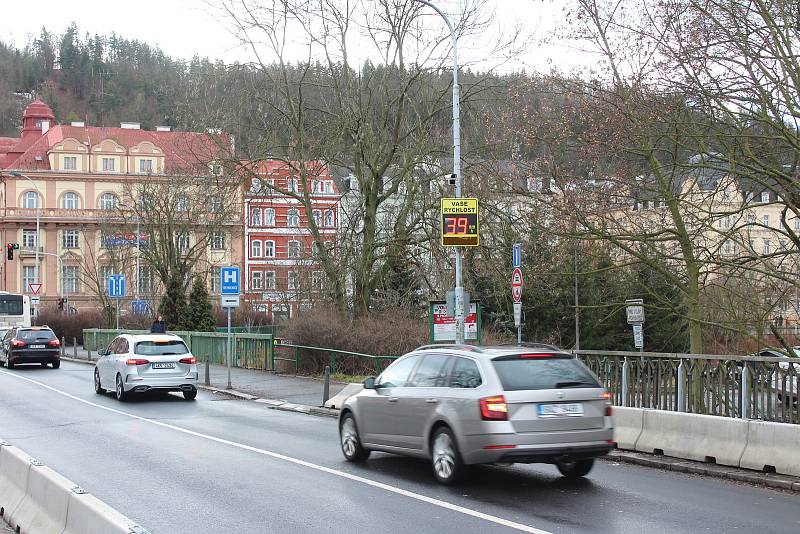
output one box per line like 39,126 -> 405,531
226,306 -> 232,390
116,297 -> 120,330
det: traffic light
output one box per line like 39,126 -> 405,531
57,298 -> 64,311
6,243 -> 12,260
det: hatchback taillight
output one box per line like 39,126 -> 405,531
125,358 -> 150,365
179,357 -> 196,364
10,339 -> 26,348
479,395 -> 509,421
48,339 -> 60,347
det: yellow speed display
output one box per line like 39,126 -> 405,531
440,198 -> 479,246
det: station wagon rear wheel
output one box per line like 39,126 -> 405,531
431,427 -> 465,485
94,368 -> 105,394
115,374 -> 128,402
340,413 -> 370,462
556,458 -> 594,478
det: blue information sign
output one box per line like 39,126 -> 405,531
108,274 -> 126,298
131,300 -> 150,315
220,267 -> 240,295
512,243 -> 522,268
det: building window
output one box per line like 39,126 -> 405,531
102,158 -> 115,172
288,240 -> 301,258
763,214 -> 769,227
252,271 -> 263,290
264,271 -> 276,290
62,266 -> 80,293
99,266 -> 113,291
139,159 -> 153,173
796,218 -> 800,231
23,191 -> 39,209
724,240 -> 732,255
210,196 -> 222,213
312,271 -> 324,290
138,194 -> 154,211
264,240 -> 275,257
287,209 -> 299,227
212,266 -> 221,293
100,193 -> 118,210
287,178 -> 298,193
63,230 -> 79,249
287,271 -> 297,290
250,178 -> 261,194
23,266 -> 36,292
175,195 -> 191,212
747,213 -> 755,225
264,208 -> 275,226
139,266 -> 155,294
251,207 -> 262,226
211,232 -> 226,250
763,240 -> 771,255
721,190 -> 731,202
779,217 -> 785,230
324,210 -> 334,227
251,240 -> 262,257
761,192 -> 770,203
176,232 -> 190,251
780,240 -> 787,251
745,192 -> 754,203
22,230 -> 38,249
62,192 -> 79,209
63,156 -> 77,170
313,210 -> 322,226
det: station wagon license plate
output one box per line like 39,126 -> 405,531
30,344 -> 46,349
151,362 -> 175,369
538,403 -> 584,417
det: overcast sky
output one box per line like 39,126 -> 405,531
0,0 -> 592,73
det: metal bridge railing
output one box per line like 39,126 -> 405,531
576,350 -> 800,424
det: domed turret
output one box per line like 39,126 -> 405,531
21,97 -> 55,139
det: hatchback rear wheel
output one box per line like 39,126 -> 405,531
431,426 -> 465,485
339,413 -> 370,462
556,458 -> 594,478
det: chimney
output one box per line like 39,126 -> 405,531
41,120 -> 50,134
120,122 -> 141,130
156,126 -> 171,132
71,121 -> 85,127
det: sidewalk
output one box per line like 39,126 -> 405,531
65,346 -> 348,408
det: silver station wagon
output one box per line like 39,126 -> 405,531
339,344 -> 614,484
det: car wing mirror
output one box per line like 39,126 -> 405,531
363,377 -> 376,389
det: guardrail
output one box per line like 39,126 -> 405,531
577,350 -> 800,424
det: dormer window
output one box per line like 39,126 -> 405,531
139,159 -> 153,173
63,156 -> 77,170
102,158 -> 115,172
761,192 -> 769,203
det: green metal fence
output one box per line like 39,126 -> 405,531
82,329 -> 393,375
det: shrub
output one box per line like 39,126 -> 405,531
36,309 -> 105,345
188,277 -> 216,331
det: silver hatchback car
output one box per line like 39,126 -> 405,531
339,344 -> 614,484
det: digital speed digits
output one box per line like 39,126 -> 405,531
443,214 -> 477,235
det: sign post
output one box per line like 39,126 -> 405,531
511,265 -> 523,343
220,267 -> 241,390
625,298 -> 645,359
108,275 -> 126,330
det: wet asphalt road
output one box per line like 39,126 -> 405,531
1,361 -> 799,534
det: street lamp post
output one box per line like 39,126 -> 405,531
9,172 -> 41,314
413,0 -> 465,343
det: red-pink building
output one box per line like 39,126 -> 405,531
243,161 -> 340,321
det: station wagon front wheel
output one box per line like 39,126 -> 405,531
340,413 -> 370,462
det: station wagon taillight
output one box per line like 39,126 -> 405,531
125,358 -> 150,365
479,395 -> 509,421
179,357 -> 196,364
10,340 -> 26,348
48,339 -> 60,347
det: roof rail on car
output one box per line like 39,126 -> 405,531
413,344 -> 484,353
499,342 -> 562,351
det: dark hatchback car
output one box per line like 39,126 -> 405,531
0,326 -> 61,369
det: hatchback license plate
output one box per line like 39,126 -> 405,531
151,362 -> 175,369
30,344 -> 46,349
538,403 -> 584,417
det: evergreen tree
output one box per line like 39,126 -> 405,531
158,273 -> 189,331
188,276 -> 216,332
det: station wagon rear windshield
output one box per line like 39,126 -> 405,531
492,355 -> 600,391
135,340 -> 190,356
17,329 -> 56,341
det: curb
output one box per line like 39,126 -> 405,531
606,450 -> 800,493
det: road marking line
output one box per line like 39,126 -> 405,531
0,369 -> 551,534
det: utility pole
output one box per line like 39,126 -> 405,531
414,0 -> 464,343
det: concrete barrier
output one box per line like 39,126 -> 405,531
611,407 -> 644,450
63,490 -> 140,534
739,420 -> 800,477
635,409 -> 748,467
0,445 -> 32,523
324,383 -> 363,409
11,465 -> 73,534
